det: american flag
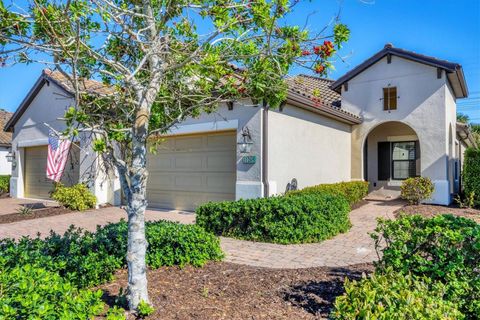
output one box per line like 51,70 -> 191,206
46,130 -> 72,182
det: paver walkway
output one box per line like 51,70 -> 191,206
220,200 -> 402,268
0,205 -> 194,240
0,198 -> 402,269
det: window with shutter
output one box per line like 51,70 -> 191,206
383,87 -> 397,111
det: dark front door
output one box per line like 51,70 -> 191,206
378,142 -> 390,181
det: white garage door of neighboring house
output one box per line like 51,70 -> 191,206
24,145 -> 80,199
147,131 -> 236,211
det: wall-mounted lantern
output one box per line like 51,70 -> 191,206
6,151 -> 16,167
237,126 -> 253,154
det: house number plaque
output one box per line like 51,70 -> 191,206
242,155 -> 256,164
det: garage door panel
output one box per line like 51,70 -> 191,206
147,131 -> 236,210
24,145 -> 80,200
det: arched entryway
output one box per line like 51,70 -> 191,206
363,121 -> 421,193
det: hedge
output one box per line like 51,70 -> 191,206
332,270 -> 464,319
288,181 -> 368,206
196,193 -> 351,244
0,220 -> 224,289
371,214 -> 480,318
0,175 -> 9,194
463,147 -> 480,207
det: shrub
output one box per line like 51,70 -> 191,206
0,264 -> 104,319
136,300 -> 155,318
0,175 -> 9,194
372,215 -> 480,317
463,147 -> 480,207
52,183 -> 97,211
196,193 -> 351,244
288,181 -> 368,206
331,270 -> 464,319
0,220 -> 223,288
400,176 -> 434,204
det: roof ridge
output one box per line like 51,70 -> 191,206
293,74 -> 336,82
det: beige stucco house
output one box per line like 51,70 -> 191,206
4,44 -> 475,209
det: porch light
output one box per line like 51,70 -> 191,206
6,151 -> 14,163
237,126 -> 253,154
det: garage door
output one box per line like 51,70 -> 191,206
147,131 -> 236,211
24,145 -> 80,199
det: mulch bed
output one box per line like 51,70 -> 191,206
0,206 -> 72,224
394,204 -> 480,223
98,262 -> 374,320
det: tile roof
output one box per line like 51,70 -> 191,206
44,69 -> 115,96
286,74 -> 361,123
0,110 -> 13,145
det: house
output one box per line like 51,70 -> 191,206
4,44 -> 474,208
0,110 -> 13,176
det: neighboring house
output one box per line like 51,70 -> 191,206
0,110 -> 13,176
4,44 -> 475,208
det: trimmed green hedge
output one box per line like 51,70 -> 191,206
0,175 -> 9,194
0,220 -> 223,289
332,270 -> 464,319
333,214 -> 479,319
196,193 -> 351,244
371,214 -> 480,318
463,147 -> 480,207
288,181 -> 368,206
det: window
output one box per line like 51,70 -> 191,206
383,87 -> 397,111
391,141 -> 416,180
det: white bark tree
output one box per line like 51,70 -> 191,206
0,0 -> 349,310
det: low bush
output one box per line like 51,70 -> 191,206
463,147 -> 480,207
0,264 -> 104,319
0,175 -> 9,194
372,214 -> 480,318
52,183 -> 97,210
288,181 -> 368,206
331,270 -> 464,319
196,193 -> 351,244
400,176 -> 434,204
0,220 -> 223,289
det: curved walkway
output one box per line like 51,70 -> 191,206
220,200 -> 402,269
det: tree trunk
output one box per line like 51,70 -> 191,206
126,116 -> 150,310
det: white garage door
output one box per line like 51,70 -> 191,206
24,145 -> 80,199
147,131 -> 236,211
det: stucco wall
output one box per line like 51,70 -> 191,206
0,147 -> 12,175
267,104 -> 351,195
9,81 -> 107,203
342,55 -> 453,204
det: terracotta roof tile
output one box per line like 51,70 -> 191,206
0,110 -> 13,145
44,69 -> 115,96
286,74 -> 361,121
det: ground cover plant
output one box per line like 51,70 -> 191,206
196,192 -> 351,244
0,220 -> 223,317
289,181 -> 369,207
332,214 -> 480,319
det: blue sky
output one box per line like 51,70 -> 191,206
1,0 -> 479,122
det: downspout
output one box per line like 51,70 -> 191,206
262,102 -> 269,197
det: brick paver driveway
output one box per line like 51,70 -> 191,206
220,200 -> 402,268
0,198 -> 401,269
0,204 -> 194,240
